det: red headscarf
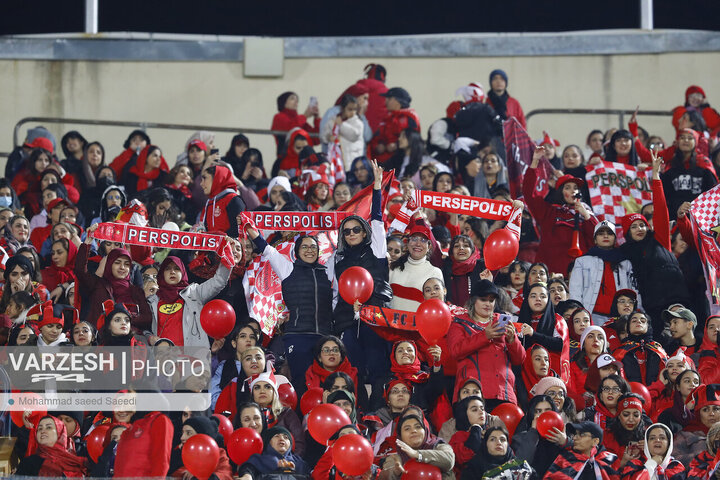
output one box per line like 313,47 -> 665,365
157,256 -> 189,303
451,244 -> 480,276
521,344 -> 551,393
45,240 -> 78,285
102,248 -> 134,304
390,340 -> 430,384
278,129 -> 311,172
208,165 -> 237,198
28,416 -> 87,477
128,145 -> 169,191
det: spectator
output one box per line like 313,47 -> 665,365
485,69 -> 526,128
271,91 -> 320,156
370,87 -> 421,165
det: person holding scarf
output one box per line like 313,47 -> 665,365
121,144 -> 169,195
518,282 -> 571,383
370,340 -> 444,414
523,146 -> 598,277
238,426 -> 310,480
568,323 -> 607,409
380,413 -> 455,479
515,344 -> 556,410
463,426 -> 534,480
77,225 -> 151,331
16,415 -> 87,477
619,422 -> 685,480
148,253 -> 231,347
569,220 -> 637,325
200,164 -> 246,237
613,310 -> 668,385
441,234 -> 489,307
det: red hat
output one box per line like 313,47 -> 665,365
676,128 -> 700,143
47,198 -> 70,211
688,384 -> 720,411
621,213 -> 649,238
686,85 -> 706,101
26,137 -> 54,153
188,139 -> 208,152
408,223 -> 431,240
304,170 -> 330,190
539,131 -> 560,147
617,395 -> 644,414
37,303 -> 63,329
556,174 -> 584,189
383,379 -> 412,401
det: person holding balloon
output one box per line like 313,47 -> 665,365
529,377 -> 581,425
88,422 -> 130,477
438,377 -> 504,442
462,426 -> 535,480
312,424 -> 378,480
380,414 -> 456,479
169,416 -> 233,479
244,222 -> 335,393
147,250 -> 234,348
447,279 -> 525,410
517,282 -> 571,383
238,426 -> 310,480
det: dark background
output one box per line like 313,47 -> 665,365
2,0 -> 719,36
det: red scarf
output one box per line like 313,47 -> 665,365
521,344 -> 550,393
309,357 -> 357,388
390,340 -> 430,384
128,145 -> 169,190
167,182 -> 192,199
157,256 -> 189,303
451,248 -> 480,276
29,416 -> 87,478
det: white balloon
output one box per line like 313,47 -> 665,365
162,222 -> 179,232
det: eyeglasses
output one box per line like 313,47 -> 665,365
408,236 -> 429,244
321,347 -> 340,354
389,388 -> 410,395
546,390 -> 566,398
600,386 -> 622,394
343,226 -> 363,236
299,245 -> 318,252
617,299 -> 635,305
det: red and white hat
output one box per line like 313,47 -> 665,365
455,82 -> 485,103
538,131 -> 560,147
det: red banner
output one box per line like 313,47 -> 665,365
248,211 -> 352,231
94,223 -> 224,251
414,190 -> 513,220
503,118 -> 554,199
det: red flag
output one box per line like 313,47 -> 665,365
503,118 -> 554,198
337,170 -> 395,219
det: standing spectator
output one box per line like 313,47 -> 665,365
485,69 -> 526,129
355,63 -> 388,132
369,87 -> 421,165
271,91 -> 320,155
671,85 -> 720,135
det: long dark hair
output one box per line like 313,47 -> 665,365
401,128 -> 426,177
597,374 -> 631,410
605,130 -> 639,166
607,393 -> 651,445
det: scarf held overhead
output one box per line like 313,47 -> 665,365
247,211 -> 352,231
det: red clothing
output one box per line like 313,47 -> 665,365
156,299 -> 185,346
170,448 -> 233,480
522,166 -> 599,276
127,145 -> 169,191
647,378 -> 674,422
594,262 -> 617,315
486,95 -> 526,129
449,430 -> 475,475
271,108 -> 320,148
312,446 -> 334,480
201,165 -> 243,236
568,360 -> 589,409
672,104 -> 720,135
305,357 -> 359,394
30,224 -> 52,251
447,313 -> 525,404
109,147 -> 136,176
369,108 -> 421,164
114,412 -> 174,478
277,129 -> 312,172
355,78 -> 388,131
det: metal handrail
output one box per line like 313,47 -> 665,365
13,116 -> 319,148
525,108 -> 672,129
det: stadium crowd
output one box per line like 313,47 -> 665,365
2,62 -> 720,479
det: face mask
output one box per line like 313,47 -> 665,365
0,197 -> 12,208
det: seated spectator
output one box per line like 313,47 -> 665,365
688,422 -> 720,478
511,394 -> 566,477
305,336 -> 360,400
614,310 -> 668,385
169,416 -> 233,479
544,421 -> 617,480
463,426 -> 534,480
602,393 -> 651,469
647,348 -> 694,422
120,144 -> 169,196
568,324 -> 607,408
674,384 -> 720,467
15,415 -> 87,477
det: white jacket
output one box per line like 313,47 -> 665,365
568,254 -> 639,321
320,113 -> 365,170
149,264 -> 231,347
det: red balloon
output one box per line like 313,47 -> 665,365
213,414 -> 233,443
401,459 -> 442,479
182,434 -> 219,480
536,411 -> 565,439
338,266 -> 374,304
278,382 -> 298,411
200,299 -> 235,339
85,425 -> 110,463
307,404 -> 351,445
227,428 -> 263,465
10,392 -> 46,428
300,387 -> 324,415
416,299 -> 452,345
491,403 -> 524,437
332,433 -> 374,476
629,382 -> 652,407
484,228 -> 519,270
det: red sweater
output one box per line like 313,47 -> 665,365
114,412 -> 173,478
170,449 -> 233,480
522,166 -> 598,276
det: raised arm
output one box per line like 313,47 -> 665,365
651,151 -> 671,251
370,160 -> 388,259
245,226 -> 294,281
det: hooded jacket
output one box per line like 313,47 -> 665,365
201,165 -> 245,237
618,423 -> 685,480
369,108 -> 421,164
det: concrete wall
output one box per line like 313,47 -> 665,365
1,51 -> 718,170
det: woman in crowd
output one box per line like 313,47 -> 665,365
515,344 -> 554,410
441,234 -> 487,307
238,426 -> 310,479
511,394 -> 566,477
271,91 -> 320,155
390,222 -> 443,311
584,373 -> 630,432
305,336 -> 361,401
602,393 -> 651,468
464,426 -> 534,480
619,422 -> 686,480
121,144 -> 168,195
169,416 -> 233,479
674,384 -> 720,467
320,94 -> 365,170
200,164 -> 246,237
614,310 -> 668,385
15,416 -> 87,477
647,349 -> 693,421
567,324 -> 606,408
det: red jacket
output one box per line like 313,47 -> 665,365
355,78 -> 389,132
369,108 -> 421,164
447,313 -> 525,404
271,108 -> 320,147
522,166 -> 598,276
170,448 -> 233,480
672,105 -> 720,135
109,147 -> 137,177
113,412 -> 174,478
647,379 -> 674,422
449,430 -> 475,475
486,95 -> 526,129
568,360 -> 588,409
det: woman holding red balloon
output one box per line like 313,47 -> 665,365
169,416 -> 233,479
517,282 -> 571,383
147,253 -> 233,347
447,280 -> 525,410
380,414 -> 456,479
510,394 -> 566,478
244,223 -> 335,392
313,424 -> 378,480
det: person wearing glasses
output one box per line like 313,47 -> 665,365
545,421 -> 617,480
583,374 -> 631,433
530,376 -> 580,424
244,222 -> 334,390
602,393 -> 652,469
304,335 -> 362,405
674,383 -> 720,467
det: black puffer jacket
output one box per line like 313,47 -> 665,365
282,259 -> 333,334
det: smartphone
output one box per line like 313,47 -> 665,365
309,96 -> 318,108
210,148 -> 219,156
496,314 -> 513,329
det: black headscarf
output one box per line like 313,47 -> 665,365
518,282 -> 557,336
465,426 -> 516,477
